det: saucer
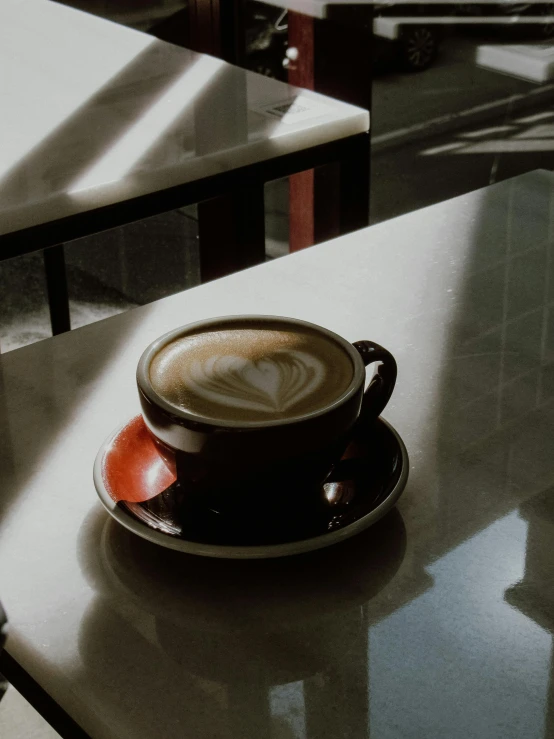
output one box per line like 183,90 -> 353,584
93,415 -> 409,559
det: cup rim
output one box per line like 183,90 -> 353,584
136,315 -> 366,430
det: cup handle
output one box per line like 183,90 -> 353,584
352,341 -> 397,420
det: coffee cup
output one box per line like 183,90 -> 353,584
136,315 -> 396,515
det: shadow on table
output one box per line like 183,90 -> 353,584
1,32 -> 221,211
75,504 -> 415,738
0,5 -> 288,230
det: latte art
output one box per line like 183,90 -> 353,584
149,325 -> 354,422
186,351 -> 325,414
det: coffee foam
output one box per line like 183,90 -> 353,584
149,326 -> 354,422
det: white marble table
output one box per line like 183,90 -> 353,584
0,0 -> 368,333
0,0 -> 368,241
2,170 -> 554,738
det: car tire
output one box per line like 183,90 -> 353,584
399,25 -> 439,72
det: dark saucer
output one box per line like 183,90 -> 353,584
94,415 -> 409,559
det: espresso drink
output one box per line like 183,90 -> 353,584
149,324 -> 354,423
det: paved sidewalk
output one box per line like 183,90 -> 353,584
372,33 -> 554,150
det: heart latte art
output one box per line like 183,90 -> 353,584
149,327 -> 354,422
186,351 -> 325,413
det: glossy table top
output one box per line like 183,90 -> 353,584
1,170 -> 554,738
0,0 -> 367,237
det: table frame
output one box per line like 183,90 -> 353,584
0,132 -> 369,336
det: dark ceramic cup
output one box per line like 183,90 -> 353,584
137,316 -> 396,516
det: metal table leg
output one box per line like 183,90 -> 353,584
43,244 -> 70,336
198,183 -> 266,283
339,132 -> 371,236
